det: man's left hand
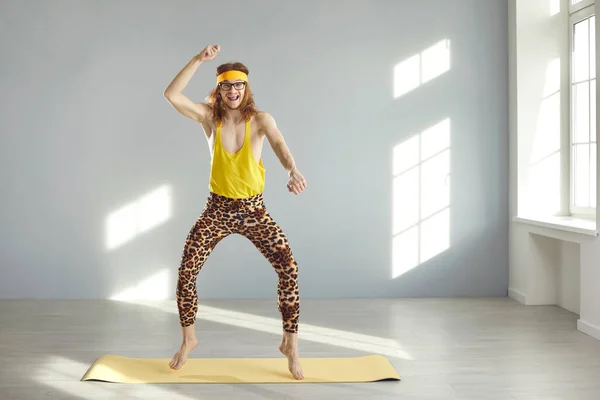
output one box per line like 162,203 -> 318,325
287,168 -> 307,195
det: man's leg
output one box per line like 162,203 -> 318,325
239,207 -> 303,379
170,206 -> 230,370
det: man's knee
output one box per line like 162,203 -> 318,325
271,246 -> 295,267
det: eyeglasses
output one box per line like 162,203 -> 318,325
219,81 -> 246,91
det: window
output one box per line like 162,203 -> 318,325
571,0 -> 595,13
569,1 -> 596,218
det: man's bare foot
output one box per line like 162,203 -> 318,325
169,338 -> 198,370
279,332 -> 304,380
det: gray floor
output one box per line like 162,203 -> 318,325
1,297 -> 600,400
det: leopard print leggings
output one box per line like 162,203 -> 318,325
176,192 -> 300,333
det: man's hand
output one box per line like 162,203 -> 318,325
197,45 -> 220,62
287,168 -> 307,195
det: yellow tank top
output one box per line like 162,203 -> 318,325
209,118 -> 266,199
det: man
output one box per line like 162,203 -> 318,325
163,45 -> 306,380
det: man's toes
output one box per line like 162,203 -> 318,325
174,356 -> 185,370
169,354 -> 179,369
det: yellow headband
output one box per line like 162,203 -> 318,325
216,70 -> 248,84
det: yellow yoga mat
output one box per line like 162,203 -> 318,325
81,354 -> 400,384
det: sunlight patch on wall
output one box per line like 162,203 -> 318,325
392,119 -> 451,278
105,184 -> 172,250
526,59 -> 562,215
109,269 -> 171,301
393,39 -> 451,98
550,0 -> 561,16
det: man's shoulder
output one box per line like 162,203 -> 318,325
255,111 -> 273,121
254,111 -> 276,128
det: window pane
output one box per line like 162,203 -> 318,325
574,144 -> 591,207
591,16 -> 596,80
573,18 -> 590,82
573,81 -> 590,143
592,79 -> 596,142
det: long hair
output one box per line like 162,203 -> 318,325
206,62 -> 258,124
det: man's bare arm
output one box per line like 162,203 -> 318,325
163,45 -> 220,124
258,112 -> 307,194
259,112 -> 296,171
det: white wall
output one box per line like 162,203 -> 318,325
509,0 -> 600,340
558,240 -> 580,313
0,0 -> 509,301
517,0 -> 569,217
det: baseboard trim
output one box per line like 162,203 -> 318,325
508,288 -> 526,304
577,319 -> 600,340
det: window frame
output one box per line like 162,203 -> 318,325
569,2 -> 597,218
570,0 -> 595,14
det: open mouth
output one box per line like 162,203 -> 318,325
227,95 -> 240,101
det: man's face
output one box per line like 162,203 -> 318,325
219,80 -> 246,109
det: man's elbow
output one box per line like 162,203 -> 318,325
164,91 -> 182,105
